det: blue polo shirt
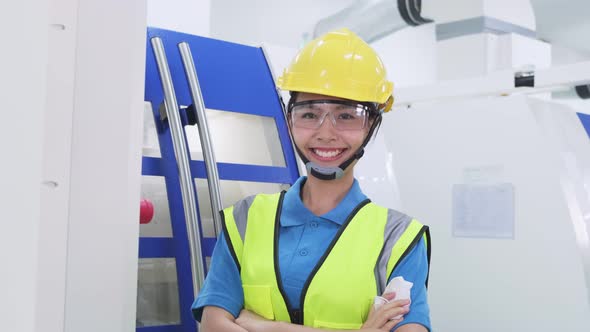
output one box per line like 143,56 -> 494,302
192,176 -> 431,331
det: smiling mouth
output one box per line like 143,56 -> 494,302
310,148 -> 347,161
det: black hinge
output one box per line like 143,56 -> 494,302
575,85 -> 590,99
515,70 -> 535,88
185,104 -> 198,125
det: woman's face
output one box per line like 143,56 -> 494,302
289,92 -> 372,172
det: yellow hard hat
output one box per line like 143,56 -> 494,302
277,28 -> 394,112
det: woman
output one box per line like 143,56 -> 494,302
192,28 -> 431,332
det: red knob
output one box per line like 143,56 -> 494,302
140,198 -> 154,224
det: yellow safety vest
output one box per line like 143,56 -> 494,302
222,192 -> 430,329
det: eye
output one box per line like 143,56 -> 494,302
337,112 -> 356,120
301,112 -> 318,119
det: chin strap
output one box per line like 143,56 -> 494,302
286,94 -> 386,181
293,118 -> 378,181
297,146 -> 364,181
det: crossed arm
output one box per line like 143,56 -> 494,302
196,234 -> 430,332
199,293 -> 427,332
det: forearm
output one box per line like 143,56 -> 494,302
395,323 -> 428,332
200,306 -> 248,332
251,321 -> 427,332
242,320 -> 385,332
200,319 -> 248,332
263,321 -> 331,332
235,306 -> 404,332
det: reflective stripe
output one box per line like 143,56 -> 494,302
375,209 -> 413,294
386,219 -> 425,280
222,195 -> 259,269
222,206 -> 244,268
233,195 -> 256,242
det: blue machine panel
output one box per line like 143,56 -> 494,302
578,113 -> 590,139
139,28 -> 299,332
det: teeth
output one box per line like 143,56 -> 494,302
314,149 -> 342,158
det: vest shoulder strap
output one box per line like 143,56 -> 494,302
221,192 -> 283,271
372,205 -> 432,292
385,217 -> 431,288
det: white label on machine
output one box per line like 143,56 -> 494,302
452,183 -> 515,239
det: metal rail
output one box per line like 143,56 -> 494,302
178,42 -> 223,237
151,37 -> 205,294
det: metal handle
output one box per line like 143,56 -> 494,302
151,37 -> 205,294
178,42 -> 223,237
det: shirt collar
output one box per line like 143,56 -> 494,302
281,176 -> 368,227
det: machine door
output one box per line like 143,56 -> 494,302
137,28 -> 300,332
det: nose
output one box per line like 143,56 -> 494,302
315,113 -> 338,139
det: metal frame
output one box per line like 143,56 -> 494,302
394,60 -> 590,109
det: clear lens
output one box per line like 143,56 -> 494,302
290,101 -> 368,130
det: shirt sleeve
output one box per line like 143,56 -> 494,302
191,232 -> 244,321
389,237 -> 431,332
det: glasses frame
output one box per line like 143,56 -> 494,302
288,99 -> 375,131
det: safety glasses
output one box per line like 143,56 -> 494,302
289,100 -> 373,130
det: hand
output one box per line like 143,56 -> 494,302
361,292 -> 410,331
235,309 -> 274,332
